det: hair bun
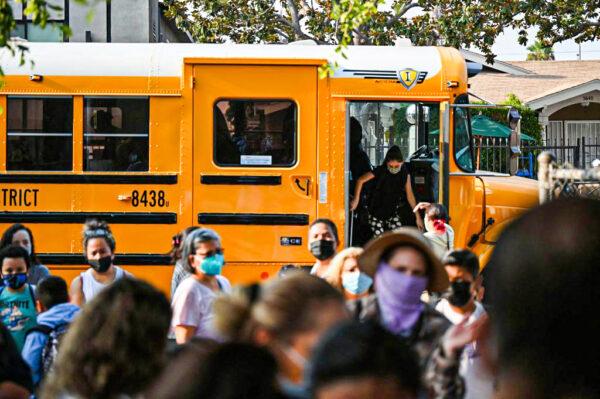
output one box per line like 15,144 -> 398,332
84,219 -> 112,234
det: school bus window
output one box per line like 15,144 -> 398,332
454,106 -> 475,172
214,100 -> 296,167
6,96 -> 73,171
83,97 -> 149,172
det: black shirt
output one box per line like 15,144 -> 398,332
368,163 -> 409,219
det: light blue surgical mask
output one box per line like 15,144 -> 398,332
342,271 -> 373,295
197,253 -> 225,276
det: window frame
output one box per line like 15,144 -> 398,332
11,0 -> 68,43
452,95 -> 476,173
82,96 -> 150,173
6,95 -> 74,172
212,98 -> 299,168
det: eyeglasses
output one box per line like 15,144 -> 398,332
194,248 -> 224,258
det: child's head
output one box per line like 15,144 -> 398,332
310,320 -> 420,399
37,276 -> 70,312
424,203 -> 449,234
442,249 -> 481,308
0,245 -> 31,290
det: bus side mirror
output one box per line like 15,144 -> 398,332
508,108 -> 522,175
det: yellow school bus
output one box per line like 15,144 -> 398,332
0,43 -> 538,294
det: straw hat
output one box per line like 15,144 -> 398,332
358,227 -> 449,292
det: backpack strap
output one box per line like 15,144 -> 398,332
26,324 -> 53,337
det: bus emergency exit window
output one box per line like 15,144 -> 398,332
214,100 -> 297,167
6,96 -> 73,171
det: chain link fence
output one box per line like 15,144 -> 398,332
537,152 -> 600,203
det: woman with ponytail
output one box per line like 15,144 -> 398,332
212,272 -> 349,398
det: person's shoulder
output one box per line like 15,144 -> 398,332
216,275 -> 232,292
373,164 -> 384,174
422,303 -> 452,331
174,276 -> 207,298
347,293 -> 378,320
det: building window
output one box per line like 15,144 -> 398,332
83,97 -> 149,172
10,0 -> 66,42
6,97 -> 73,171
214,100 -> 297,167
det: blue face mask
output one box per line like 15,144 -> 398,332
198,253 -> 225,276
2,273 -> 28,290
342,271 -> 373,295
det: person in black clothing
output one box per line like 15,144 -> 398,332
348,117 -> 374,246
350,145 -> 423,236
349,117 -> 372,194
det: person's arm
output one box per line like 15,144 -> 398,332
69,276 -> 85,307
171,282 -> 201,345
21,332 -> 46,386
405,175 -> 424,230
350,171 -> 375,211
174,325 -> 197,344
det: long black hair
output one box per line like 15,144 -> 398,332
383,145 -> 404,164
0,223 -> 40,266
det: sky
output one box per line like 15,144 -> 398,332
395,4 -> 600,61
493,27 -> 600,61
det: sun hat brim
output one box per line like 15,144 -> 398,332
358,227 -> 449,292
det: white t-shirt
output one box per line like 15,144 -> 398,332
170,275 -> 231,339
436,299 -> 494,399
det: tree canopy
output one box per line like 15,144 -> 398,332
164,0 -> 520,60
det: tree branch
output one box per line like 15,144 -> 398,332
386,1 -> 420,27
285,0 -> 301,31
297,0 -> 312,13
275,14 -> 328,44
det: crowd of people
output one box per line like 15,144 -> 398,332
0,198 -> 599,399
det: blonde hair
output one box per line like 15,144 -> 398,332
213,272 -> 344,344
323,247 -> 363,292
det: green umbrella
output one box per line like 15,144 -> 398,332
470,114 -> 536,142
429,114 -> 536,142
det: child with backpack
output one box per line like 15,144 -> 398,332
21,276 -> 79,387
0,245 -> 38,352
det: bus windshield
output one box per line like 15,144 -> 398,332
349,102 -> 439,167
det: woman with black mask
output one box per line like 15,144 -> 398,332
351,145 -> 424,236
307,219 -> 339,278
70,219 -> 133,306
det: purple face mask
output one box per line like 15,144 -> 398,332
375,261 -> 427,334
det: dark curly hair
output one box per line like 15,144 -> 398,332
41,278 -> 172,399
82,219 -> 116,254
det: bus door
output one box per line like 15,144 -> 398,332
347,101 -> 440,246
192,64 -> 318,281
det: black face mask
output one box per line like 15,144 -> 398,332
88,256 -> 112,273
310,240 -> 336,261
448,280 -> 473,307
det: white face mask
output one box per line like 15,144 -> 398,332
387,165 -> 401,174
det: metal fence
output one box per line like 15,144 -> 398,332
472,135 -> 600,177
538,152 -> 600,203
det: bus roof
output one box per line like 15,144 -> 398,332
0,42 -> 452,78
